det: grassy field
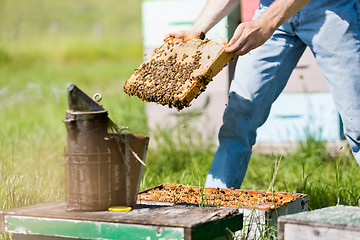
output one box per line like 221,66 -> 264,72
1,0 -> 360,239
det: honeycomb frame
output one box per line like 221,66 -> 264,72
124,37 -> 234,110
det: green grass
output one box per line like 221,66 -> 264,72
0,0 -> 145,211
1,1 -> 360,239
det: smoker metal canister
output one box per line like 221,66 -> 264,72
64,109 -> 113,211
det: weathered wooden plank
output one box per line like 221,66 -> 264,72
0,202 -> 239,228
1,202 -> 243,240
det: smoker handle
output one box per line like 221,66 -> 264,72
63,118 -> 75,123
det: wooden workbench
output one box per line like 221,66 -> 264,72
0,202 -> 243,240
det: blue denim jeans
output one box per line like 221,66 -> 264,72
205,0 -> 360,189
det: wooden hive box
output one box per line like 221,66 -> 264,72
138,184 -> 308,239
278,205 -> 360,240
124,37 -> 234,110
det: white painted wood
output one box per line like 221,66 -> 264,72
256,92 -> 341,142
284,223 -> 360,240
142,0 -> 228,48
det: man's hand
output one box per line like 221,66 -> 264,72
225,18 -> 275,55
225,0 -> 311,55
165,30 -> 203,40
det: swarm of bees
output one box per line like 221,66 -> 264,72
138,184 -> 303,209
123,37 -> 234,110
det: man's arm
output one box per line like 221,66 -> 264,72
167,0 -> 311,55
226,0 -> 311,55
166,0 -> 239,39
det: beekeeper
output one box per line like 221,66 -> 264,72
167,0 -> 360,189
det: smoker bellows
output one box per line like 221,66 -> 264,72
123,37 -> 234,110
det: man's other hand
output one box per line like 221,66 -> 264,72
225,19 -> 274,55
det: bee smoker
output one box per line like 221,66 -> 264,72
64,84 -> 149,211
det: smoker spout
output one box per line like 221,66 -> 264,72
67,84 -> 104,111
